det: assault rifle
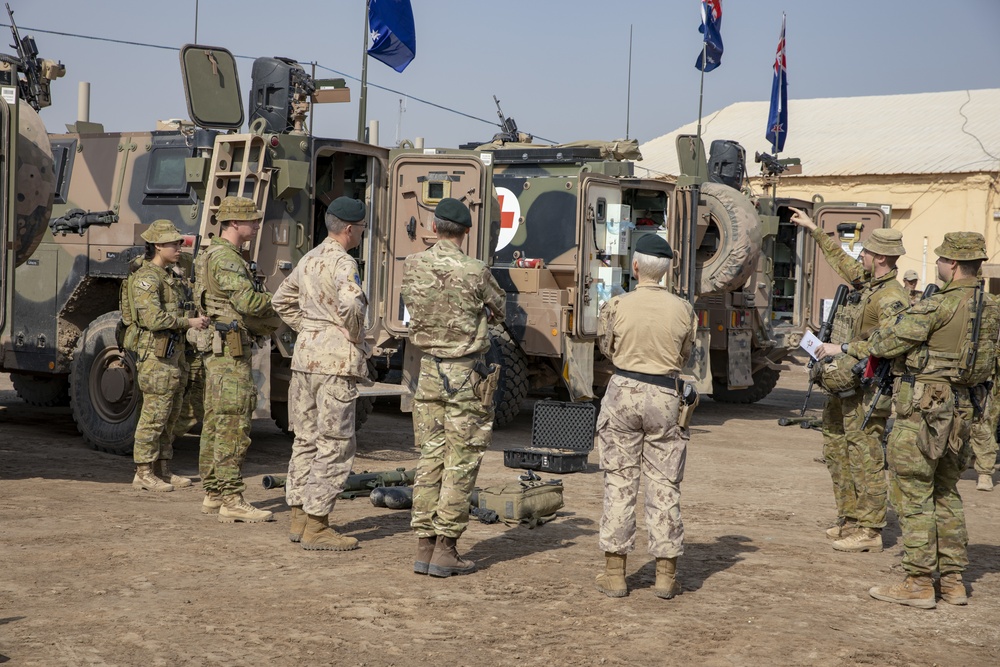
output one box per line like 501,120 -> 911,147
800,284 -> 850,416
860,283 -> 940,428
48,209 -> 118,236
966,279 -> 987,418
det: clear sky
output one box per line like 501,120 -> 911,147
13,1 -> 1000,148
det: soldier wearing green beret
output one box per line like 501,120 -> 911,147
593,234 -> 697,600
128,220 -> 210,492
791,209 -> 910,554
402,197 -> 506,577
273,197 -> 372,551
844,232 -> 1000,608
194,196 -> 280,523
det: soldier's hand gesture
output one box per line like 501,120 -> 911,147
788,207 -> 817,231
188,315 -> 210,330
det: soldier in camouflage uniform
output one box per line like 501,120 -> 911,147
903,269 -> 922,306
195,196 -> 280,523
593,235 -> 697,600
128,220 -> 210,492
171,251 -> 208,441
791,209 -> 909,553
401,198 -> 506,577
966,367 -> 999,492
273,197 -> 372,551
844,232 -> 1000,608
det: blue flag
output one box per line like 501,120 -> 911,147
766,15 -> 788,152
367,0 -> 416,73
695,0 -> 723,72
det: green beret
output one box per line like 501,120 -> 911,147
434,198 -> 472,228
634,234 -> 673,259
141,219 -> 184,244
327,196 -> 366,223
864,228 -> 905,257
935,232 -> 987,261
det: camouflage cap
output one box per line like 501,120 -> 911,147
935,232 -> 988,261
634,234 -> 673,259
216,196 -> 262,222
327,196 -> 366,223
903,269 -> 919,282
863,228 -> 905,257
434,198 -> 472,228
140,219 -> 184,244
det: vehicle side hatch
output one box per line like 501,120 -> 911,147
179,44 -> 244,130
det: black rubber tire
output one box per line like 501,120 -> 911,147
711,367 -> 781,404
486,325 -> 529,428
69,311 -> 140,455
11,373 -> 70,407
696,182 -> 763,295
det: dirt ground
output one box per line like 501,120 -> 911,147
1,362 -> 998,667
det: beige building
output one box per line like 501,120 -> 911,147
638,89 -> 1000,287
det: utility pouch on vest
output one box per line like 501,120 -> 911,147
212,330 -> 224,355
474,479 -> 564,527
225,328 -> 244,357
152,332 -> 171,358
474,362 -> 501,409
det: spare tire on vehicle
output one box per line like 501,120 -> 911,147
695,182 -> 762,295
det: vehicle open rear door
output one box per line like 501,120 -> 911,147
0,96 -> 10,336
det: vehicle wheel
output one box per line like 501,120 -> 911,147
711,367 -> 780,404
11,373 -> 70,407
696,182 -> 763,295
486,325 -> 529,428
69,311 -> 140,455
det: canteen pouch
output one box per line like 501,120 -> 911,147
186,326 -> 213,354
475,480 -> 564,527
474,362 -> 502,409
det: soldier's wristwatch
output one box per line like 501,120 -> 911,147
841,344 -> 849,354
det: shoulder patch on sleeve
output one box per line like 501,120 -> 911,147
136,279 -> 153,291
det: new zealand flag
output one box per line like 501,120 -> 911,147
368,0 -> 416,73
766,15 -> 788,152
695,0 -> 723,72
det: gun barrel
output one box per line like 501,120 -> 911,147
262,475 -> 286,489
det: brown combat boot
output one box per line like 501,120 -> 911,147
201,491 -> 223,514
825,518 -> 857,540
300,514 -> 359,551
938,573 -> 969,605
832,526 -> 883,553
977,474 -> 994,492
428,536 -> 475,577
132,463 -> 173,492
414,536 -> 437,575
155,459 -> 192,488
653,557 -> 682,600
288,506 -> 307,543
869,575 -> 936,609
218,493 -> 274,524
595,552 -> 628,598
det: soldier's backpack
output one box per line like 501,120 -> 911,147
117,258 -> 143,353
473,479 -> 564,527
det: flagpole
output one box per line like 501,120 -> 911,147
625,24 -> 633,140
695,41 -> 707,182
357,0 -> 370,142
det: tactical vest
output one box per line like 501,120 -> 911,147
830,289 -> 863,345
905,283 -> 1000,386
195,242 -> 278,337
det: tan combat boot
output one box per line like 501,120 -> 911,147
653,557 -> 682,600
201,492 -> 223,514
155,459 -> 192,488
977,474 -> 994,492
595,552 -> 628,598
825,518 -> 857,540
218,493 -> 274,524
300,514 -> 359,551
869,575 -> 936,609
288,506 -> 307,543
938,573 -> 969,605
832,526 -> 883,553
428,536 -> 475,577
414,536 -> 437,575
132,463 -> 174,492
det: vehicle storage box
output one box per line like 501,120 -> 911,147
503,400 -> 596,473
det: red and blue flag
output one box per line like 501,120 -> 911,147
766,15 -> 788,152
695,0 -> 723,72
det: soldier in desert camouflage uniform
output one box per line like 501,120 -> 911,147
128,220 -> 210,492
903,269 -> 922,306
792,209 -> 909,553
273,197 -> 372,551
402,198 -> 506,578
844,232 -> 1000,608
594,234 -> 697,600
195,196 -> 280,523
